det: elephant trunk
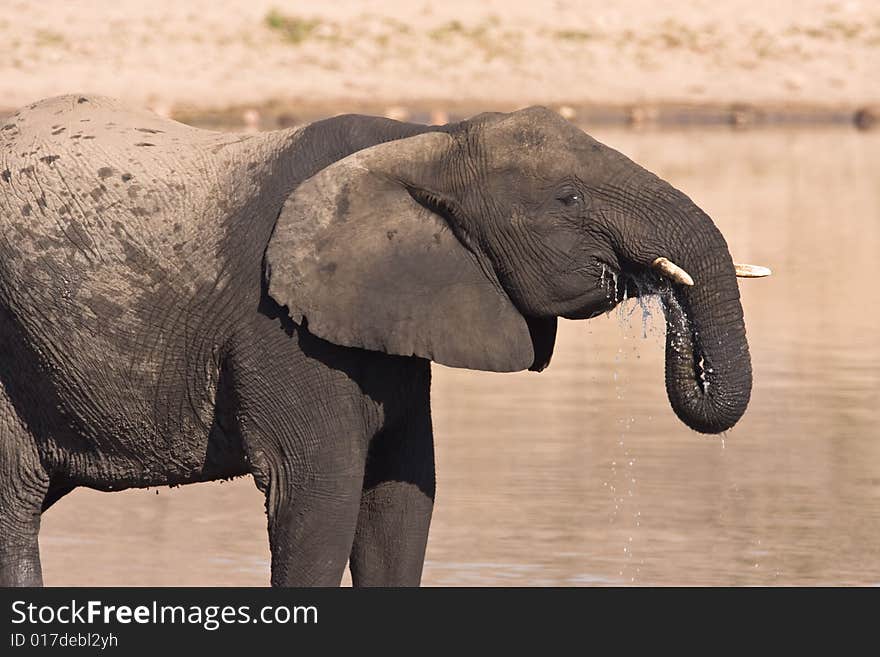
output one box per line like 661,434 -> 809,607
660,244 -> 752,434
613,183 -> 752,434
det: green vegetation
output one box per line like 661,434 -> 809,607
428,20 -> 466,41
786,19 -> 874,42
263,10 -> 514,61
554,30 -> 593,42
258,9 -> 880,67
265,9 -> 321,45
35,30 -> 65,47
425,16 -> 512,61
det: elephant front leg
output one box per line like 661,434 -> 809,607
349,407 -> 435,587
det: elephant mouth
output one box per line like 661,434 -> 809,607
597,258 -> 664,308
598,259 -> 715,395
597,258 -> 699,354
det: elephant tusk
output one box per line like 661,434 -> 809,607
735,263 -> 772,278
652,257 -> 694,286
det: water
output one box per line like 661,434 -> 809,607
38,127 -> 880,586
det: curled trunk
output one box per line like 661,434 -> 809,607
613,184 -> 753,434
661,258 -> 752,434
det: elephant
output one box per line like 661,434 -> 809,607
0,95 -> 768,586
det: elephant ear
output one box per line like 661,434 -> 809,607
265,131 -> 537,372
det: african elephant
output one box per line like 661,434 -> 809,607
0,95 -> 766,586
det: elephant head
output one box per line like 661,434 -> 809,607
266,107 -> 768,434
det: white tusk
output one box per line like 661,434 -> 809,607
735,263 -> 772,278
652,257 -> 694,286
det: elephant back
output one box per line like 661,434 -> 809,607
1,95 -> 262,296
0,95 -> 280,468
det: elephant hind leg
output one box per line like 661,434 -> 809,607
0,393 -> 49,586
0,481 -> 48,586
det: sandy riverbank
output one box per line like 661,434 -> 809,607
1,0 -> 877,120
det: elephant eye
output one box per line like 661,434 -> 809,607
556,190 -> 584,207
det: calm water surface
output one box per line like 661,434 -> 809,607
39,127 -> 880,586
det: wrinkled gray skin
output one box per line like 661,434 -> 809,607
0,96 -> 751,586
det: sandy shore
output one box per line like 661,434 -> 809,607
1,1 -> 878,128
